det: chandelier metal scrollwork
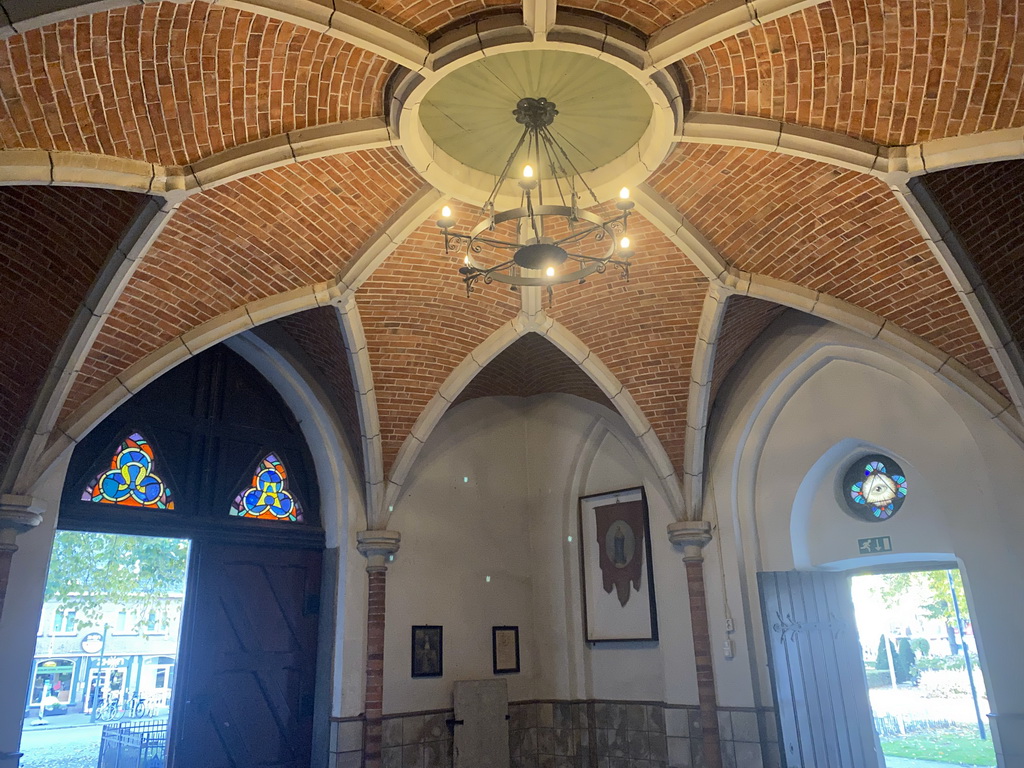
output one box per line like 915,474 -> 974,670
436,97 -> 635,300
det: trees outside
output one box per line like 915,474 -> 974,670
44,531 -> 189,631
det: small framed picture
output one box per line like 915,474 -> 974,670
579,486 -> 659,642
492,626 -> 520,674
411,625 -> 443,678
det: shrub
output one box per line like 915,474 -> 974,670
909,637 -> 931,657
918,655 -> 966,672
865,669 -> 893,689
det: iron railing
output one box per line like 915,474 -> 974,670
97,719 -> 167,768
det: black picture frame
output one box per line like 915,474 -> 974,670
578,486 -> 659,643
411,625 -> 443,678
492,626 -> 521,674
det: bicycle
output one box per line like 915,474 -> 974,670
96,698 -> 125,722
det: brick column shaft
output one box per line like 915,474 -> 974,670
364,568 -> 387,768
686,558 -> 722,768
356,530 -> 400,768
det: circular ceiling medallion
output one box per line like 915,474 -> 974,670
394,44 -> 678,207
420,50 -> 652,178
841,454 -> 908,522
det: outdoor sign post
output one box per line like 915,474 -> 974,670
88,625 -> 109,723
947,570 -> 986,740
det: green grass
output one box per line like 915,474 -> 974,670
881,730 -> 997,766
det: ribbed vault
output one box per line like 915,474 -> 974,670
451,333 -> 615,411
0,0 -> 1019,504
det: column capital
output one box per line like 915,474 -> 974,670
357,530 -> 401,572
0,494 -> 44,553
667,520 -> 712,562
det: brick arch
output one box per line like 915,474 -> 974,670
0,2 -> 394,166
450,333 -> 615,411
925,159 -> 1024,366
0,185 -> 145,480
544,208 -> 710,480
346,0 -> 517,36
355,198 -> 521,482
377,314 -> 689,520
647,143 -> 1006,395
561,0 -> 706,37
684,0 -> 1024,146
59,147 -> 423,425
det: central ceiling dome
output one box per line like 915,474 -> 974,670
419,50 -> 654,178
393,43 -> 678,207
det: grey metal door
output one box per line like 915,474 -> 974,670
758,571 -> 881,768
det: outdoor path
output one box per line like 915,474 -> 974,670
887,758 -> 986,768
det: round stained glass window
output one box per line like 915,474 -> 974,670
842,454 -> 908,522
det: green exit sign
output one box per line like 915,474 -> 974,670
858,536 -> 892,554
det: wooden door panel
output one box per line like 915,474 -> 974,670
175,544 -> 321,768
758,570 -> 881,768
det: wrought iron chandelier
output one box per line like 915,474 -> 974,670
436,97 -> 635,298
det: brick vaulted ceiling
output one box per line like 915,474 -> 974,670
0,0 -> 1022,499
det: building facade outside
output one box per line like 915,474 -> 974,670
25,599 -> 181,718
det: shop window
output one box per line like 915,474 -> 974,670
31,659 -> 75,706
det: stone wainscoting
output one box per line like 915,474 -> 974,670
330,700 -> 780,768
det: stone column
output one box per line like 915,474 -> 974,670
668,520 -> 721,768
356,530 -> 401,768
0,495 -> 43,767
0,495 -> 43,625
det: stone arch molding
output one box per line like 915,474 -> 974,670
680,270 -> 1024,525
377,311 -> 686,528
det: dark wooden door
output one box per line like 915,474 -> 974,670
172,543 -> 322,768
758,570 -> 881,768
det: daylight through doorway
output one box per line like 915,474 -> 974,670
851,569 -> 996,768
20,531 -> 190,768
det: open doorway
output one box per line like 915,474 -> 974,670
20,531 -> 190,768
851,568 -> 996,768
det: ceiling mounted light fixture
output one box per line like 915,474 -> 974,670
436,97 -> 635,300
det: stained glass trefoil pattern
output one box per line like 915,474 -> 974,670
230,454 -> 303,522
843,454 -> 908,522
82,433 -> 174,509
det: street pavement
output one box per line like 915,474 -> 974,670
19,723 -> 102,768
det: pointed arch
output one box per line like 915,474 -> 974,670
380,312 -> 685,523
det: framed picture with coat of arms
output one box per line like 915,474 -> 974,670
578,486 -> 659,643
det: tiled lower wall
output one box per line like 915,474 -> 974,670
331,701 -> 779,768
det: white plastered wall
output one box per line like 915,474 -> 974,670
703,311 -> 1024,765
380,393 -> 698,712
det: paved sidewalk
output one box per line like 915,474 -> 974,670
22,713 -> 97,731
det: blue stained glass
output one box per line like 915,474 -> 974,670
230,454 -> 303,522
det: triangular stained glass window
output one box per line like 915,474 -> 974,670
230,454 -> 303,522
82,433 -> 174,509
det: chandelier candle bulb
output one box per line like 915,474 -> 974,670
546,267 -> 555,277
620,236 -> 630,250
